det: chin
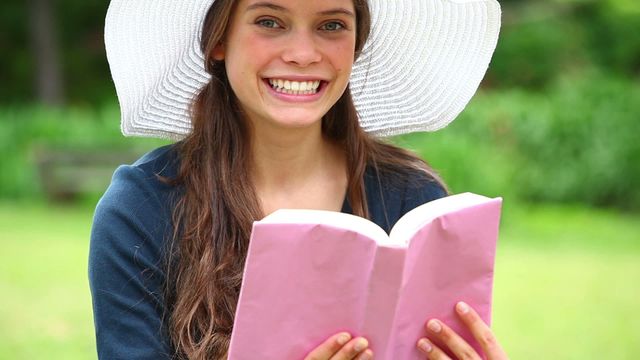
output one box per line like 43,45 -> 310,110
267,111 -> 326,129
274,119 -> 322,130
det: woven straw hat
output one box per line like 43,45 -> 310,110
105,0 -> 501,140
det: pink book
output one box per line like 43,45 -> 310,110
228,193 -> 502,359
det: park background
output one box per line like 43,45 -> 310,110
1,0 -> 639,358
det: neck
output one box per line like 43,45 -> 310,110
249,118 -> 347,215
250,121 -> 332,188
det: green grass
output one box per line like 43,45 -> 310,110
494,246 -> 640,359
493,204 -> 640,359
0,203 -> 96,359
0,201 -> 638,359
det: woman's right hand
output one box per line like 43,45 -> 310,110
304,332 -> 373,360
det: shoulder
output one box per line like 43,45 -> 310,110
364,164 -> 447,233
132,143 -> 181,178
95,144 -> 180,220
392,166 -> 448,209
90,144 -> 181,274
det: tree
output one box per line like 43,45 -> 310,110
29,0 -> 64,105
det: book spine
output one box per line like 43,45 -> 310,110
360,246 -> 406,357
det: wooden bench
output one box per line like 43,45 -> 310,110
35,147 -> 140,201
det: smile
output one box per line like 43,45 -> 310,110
267,79 -> 322,95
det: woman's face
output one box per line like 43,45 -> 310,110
216,0 -> 357,132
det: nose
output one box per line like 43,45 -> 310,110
281,30 -> 322,67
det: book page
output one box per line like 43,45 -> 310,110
389,193 -> 495,245
262,209 -> 401,247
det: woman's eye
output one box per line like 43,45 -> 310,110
321,21 -> 345,31
257,19 -> 281,29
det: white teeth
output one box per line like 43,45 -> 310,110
267,78 -> 322,94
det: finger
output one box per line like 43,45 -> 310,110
304,332 -> 352,360
330,337 -> 370,360
455,301 -> 509,359
425,319 -> 482,360
354,349 -> 374,360
417,338 -> 452,360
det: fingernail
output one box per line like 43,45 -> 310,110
337,333 -> 351,345
354,338 -> 368,352
418,338 -> 433,353
428,320 -> 442,333
358,350 -> 373,360
457,301 -> 470,314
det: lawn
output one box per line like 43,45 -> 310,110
495,209 -> 640,359
0,201 -> 638,359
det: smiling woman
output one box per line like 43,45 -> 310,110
92,0 -> 502,359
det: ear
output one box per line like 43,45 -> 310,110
212,43 -> 225,61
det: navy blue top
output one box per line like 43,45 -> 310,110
89,144 -> 446,359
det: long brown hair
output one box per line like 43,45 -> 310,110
165,1 -> 446,359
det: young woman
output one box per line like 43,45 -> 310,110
90,0 -> 508,359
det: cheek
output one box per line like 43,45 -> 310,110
226,31 -> 270,68
238,33 -> 274,65
327,40 -> 356,74
332,49 -> 355,77
225,36 -> 273,92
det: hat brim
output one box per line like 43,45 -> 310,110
105,0 -> 501,140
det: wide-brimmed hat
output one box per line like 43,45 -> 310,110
105,0 -> 501,140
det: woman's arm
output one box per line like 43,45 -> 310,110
89,165 -> 174,359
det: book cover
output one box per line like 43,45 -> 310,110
228,192 -> 502,359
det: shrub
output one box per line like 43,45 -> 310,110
0,105 -> 168,200
397,71 -> 640,210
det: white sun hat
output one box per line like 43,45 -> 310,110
105,0 -> 501,140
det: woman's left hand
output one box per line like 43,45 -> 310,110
415,301 -> 509,360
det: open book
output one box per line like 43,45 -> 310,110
228,193 -> 502,359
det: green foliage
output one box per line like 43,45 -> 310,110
0,106 -> 169,200
485,0 -> 640,89
579,1 -> 640,76
489,14 -> 589,88
1,0 -> 113,105
511,72 -> 640,208
0,2 -> 31,101
397,71 -> 640,210
57,0 -> 115,105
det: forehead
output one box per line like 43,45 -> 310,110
239,0 -> 355,14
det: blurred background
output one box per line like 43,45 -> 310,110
1,0 -> 639,358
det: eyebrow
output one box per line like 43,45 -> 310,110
245,2 -> 355,18
246,2 -> 287,13
318,8 -> 355,18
